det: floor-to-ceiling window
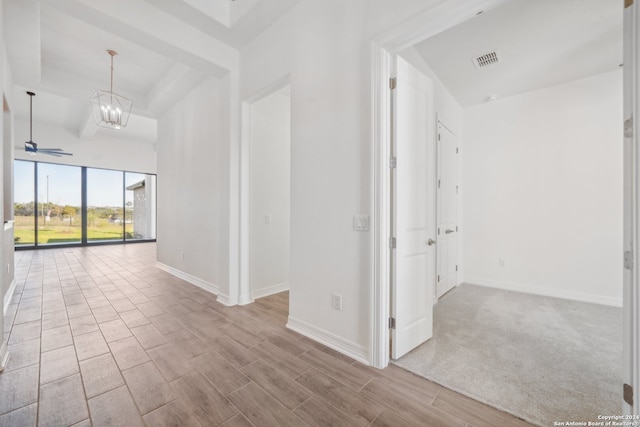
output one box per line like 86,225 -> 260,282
14,159 -> 156,248
87,168 -> 124,243
37,163 -> 82,246
125,172 -> 157,241
14,160 -> 35,246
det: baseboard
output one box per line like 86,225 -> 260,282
0,339 -> 8,372
287,316 -> 370,365
237,292 -> 254,306
156,262 -> 220,297
4,278 -> 17,315
216,293 -> 234,307
252,282 -> 289,300
465,277 -> 623,307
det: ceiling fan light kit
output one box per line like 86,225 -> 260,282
90,50 -> 133,130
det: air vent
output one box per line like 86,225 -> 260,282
472,51 -> 500,69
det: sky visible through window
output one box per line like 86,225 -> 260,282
14,160 -> 147,207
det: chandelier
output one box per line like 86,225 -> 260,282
90,50 -> 133,130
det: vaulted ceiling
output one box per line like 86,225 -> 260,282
413,0 -> 622,107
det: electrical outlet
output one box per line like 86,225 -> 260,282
499,259 -> 505,268
181,251 -> 185,260
265,215 -> 272,224
331,294 -> 343,310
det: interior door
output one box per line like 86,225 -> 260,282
391,56 -> 436,360
436,123 -> 458,298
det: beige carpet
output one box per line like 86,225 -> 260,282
391,284 -> 622,427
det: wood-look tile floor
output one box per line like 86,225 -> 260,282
0,244 -> 534,427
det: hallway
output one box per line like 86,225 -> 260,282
1,243 -> 532,426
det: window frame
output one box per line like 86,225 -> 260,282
13,159 -> 157,249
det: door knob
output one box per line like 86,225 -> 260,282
427,239 -> 436,246
445,229 -> 454,234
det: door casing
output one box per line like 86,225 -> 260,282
239,75 -> 291,306
623,0 -> 639,415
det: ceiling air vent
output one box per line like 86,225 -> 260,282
472,51 -> 500,69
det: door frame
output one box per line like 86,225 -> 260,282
370,0 -> 506,369
239,75 -> 291,306
623,0 -> 639,415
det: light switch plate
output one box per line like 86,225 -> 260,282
353,215 -> 369,231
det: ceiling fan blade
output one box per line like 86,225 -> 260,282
40,151 -> 73,156
38,150 -> 73,156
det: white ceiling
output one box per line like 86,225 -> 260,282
3,0 -> 302,143
4,0 -> 624,144
412,0 -> 623,107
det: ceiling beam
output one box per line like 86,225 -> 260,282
40,0 -> 238,78
142,0 -> 236,47
143,0 -> 303,49
182,0 -> 230,27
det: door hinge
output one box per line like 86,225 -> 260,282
456,265 -> 458,272
389,157 -> 397,169
456,226 -> 458,232
389,237 -> 396,249
456,185 -> 459,194
438,134 -> 441,141
624,250 -> 633,270
389,317 -> 396,329
625,0 -> 634,8
625,116 -> 634,138
437,275 -> 440,282
438,179 -> 441,189
456,147 -> 459,154
624,383 -> 633,406
389,77 -> 397,90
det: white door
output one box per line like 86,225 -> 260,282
391,56 -> 436,360
436,123 -> 458,298
623,0 -> 639,416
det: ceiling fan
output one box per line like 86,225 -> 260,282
18,91 -> 73,157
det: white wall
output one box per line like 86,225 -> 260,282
1,0 -> 14,368
250,91 -> 290,298
463,69 -> 623,306
156,75 -> 230,299
241,0 -> 445,361
13,118 -> 157,174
